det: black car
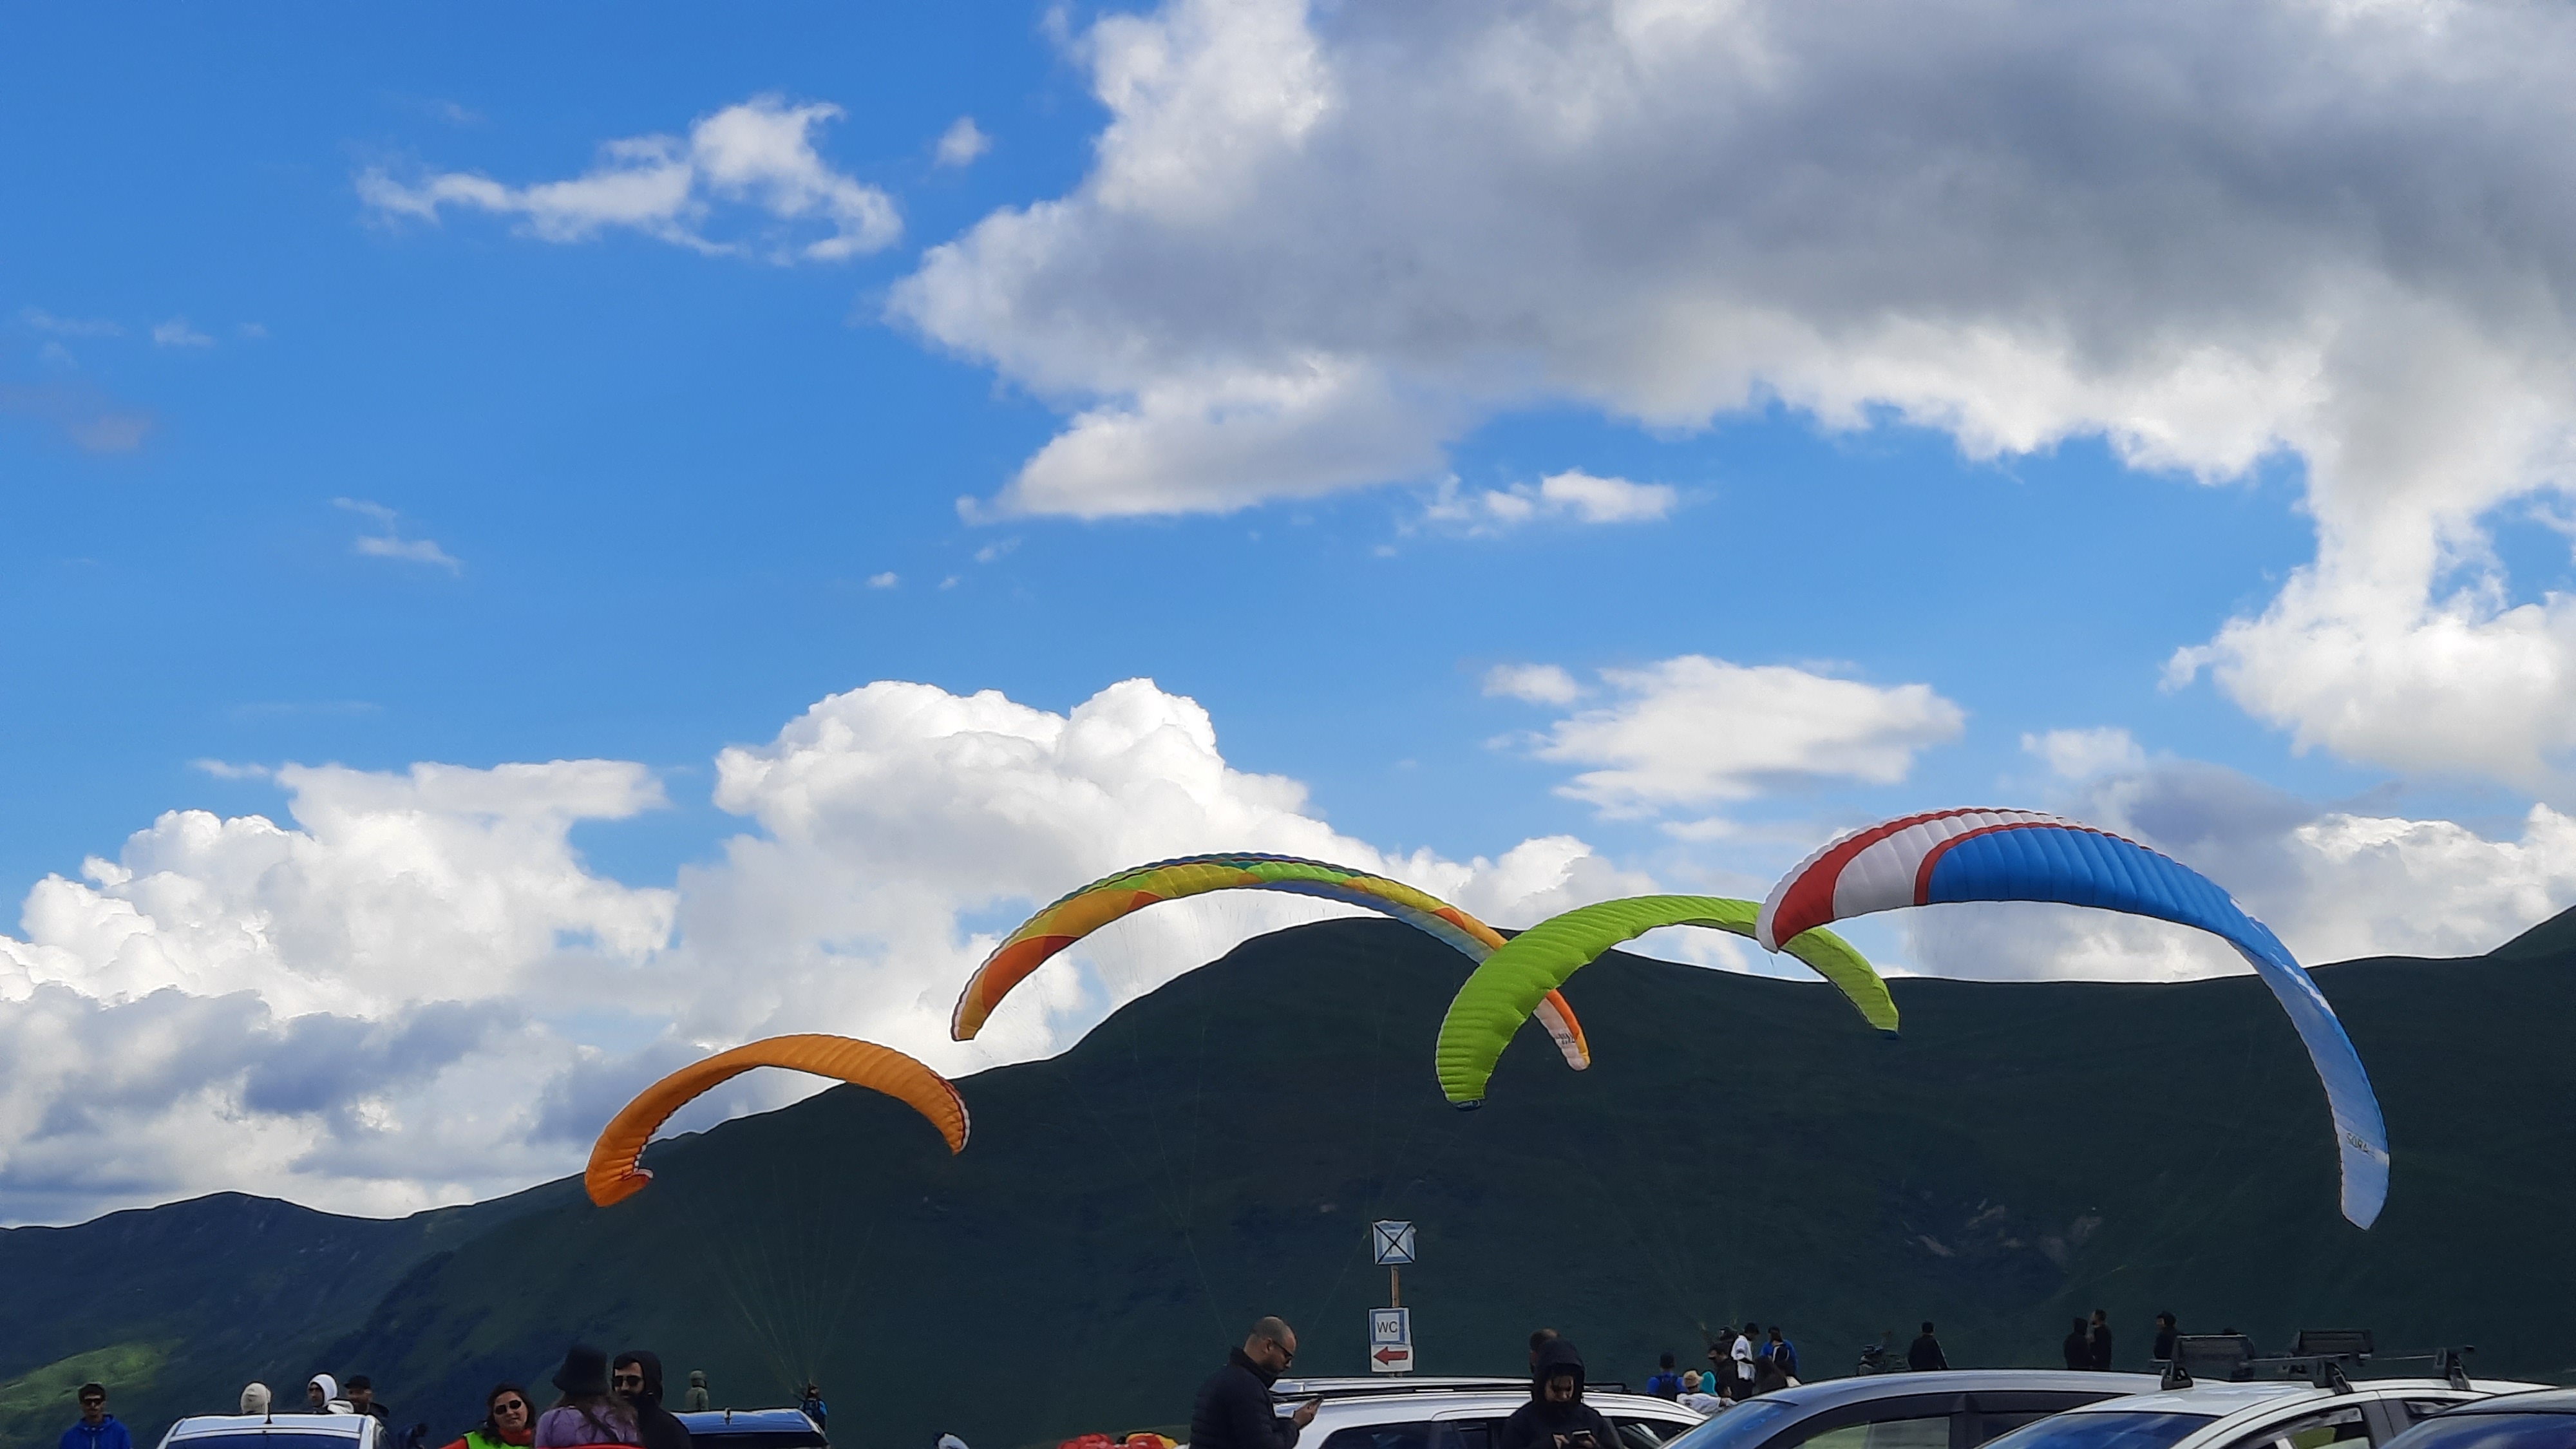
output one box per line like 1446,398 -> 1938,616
2380,1388 -> 2576,1449
677,1408 -> 829,1448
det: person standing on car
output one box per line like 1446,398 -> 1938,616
1501,1339 -> 1622,1449
1191,1316 -> 1318,1449
614,1352 -> 691,1449
1908,1323 -> 1948,1372
534,1345 -> 639,1447
2152,1313 -> 2179,1363
682,1373 -> 710,1413
2087,1311 -> 2114,1370
440,1385 -> 536,1449
61,1382 -> 132,1449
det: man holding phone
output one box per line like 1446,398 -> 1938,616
1501,1340 -> 1622,1449
1191,1316 -> 1319,1449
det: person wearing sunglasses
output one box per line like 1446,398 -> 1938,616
1189,1315 -> 1319,1449
61,1381 -> 133,1449
439,1384 -> 537,1449
612,1352 -> 692,1449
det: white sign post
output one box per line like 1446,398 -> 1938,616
1369,1222 -> 1418,1373
1369,1307 -> 1415,1374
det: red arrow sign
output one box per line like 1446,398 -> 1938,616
1374,1347 -> 1412,1365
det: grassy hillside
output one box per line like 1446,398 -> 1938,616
14,916 -> 2576,1447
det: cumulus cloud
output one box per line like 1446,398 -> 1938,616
151,317 -> 213,348
0,678 -> 1642,1223
935,117 -> 992,168
2022,726 -> 2147,781
21,308 -> 122,339
890,0 -> 2576,788
336,498 -> 461,572
1517,655 -> 1964,817
867,571 -> 900,589
1902,742 -> 2576,981
360,95 -> 900,263
1425,470 -> 1677,534
1484,663 -> 1586,706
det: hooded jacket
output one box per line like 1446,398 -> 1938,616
1189,1347 -> 1299,1449
681,1374 -> 709,1414
1499,1341 -> 1621,1449
616,1352 -> 692,1449
305,1376 -> 355,1415
59,1416 -> 134,1449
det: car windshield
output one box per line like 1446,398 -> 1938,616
1661,1399 -> 1806,1449
2384,1416 -> 2576,1449
172,1437 -> 358,1448
1979,1412 -> 2217,1449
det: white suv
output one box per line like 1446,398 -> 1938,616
1975,1378 -> 2550,1449
155,1413 -> 385,1449
1273,1380 -> 1708,1449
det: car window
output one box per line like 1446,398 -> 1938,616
1980,1410 -> 2221,1449
1323,1423 -> 1484,1449
2392,1403 -> 2467,1430
1800,1416 -> 1952,1449
1615,1419 -> 1683,1449
2382,1414 -> 2576,1449
2232,1406 -> 2368,1449
1971,1412 -> 2058,1446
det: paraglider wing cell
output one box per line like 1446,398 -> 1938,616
1756,808 -> 2391,1229
947,853 -> 1591,1069
585,1034 -> 969,1207
1435,894 -> 1897,1106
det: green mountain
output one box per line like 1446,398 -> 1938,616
10,915 -> 2576,1448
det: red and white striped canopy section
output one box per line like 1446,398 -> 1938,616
1756,808 -> 2067,952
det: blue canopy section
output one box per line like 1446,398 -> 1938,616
1925,824 -> 2392,1229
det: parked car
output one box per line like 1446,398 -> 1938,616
1660,1371 -> 2160,1449
2379,1387 -> 2576,1449
1970,1376 -> 2550,1449
1280,1383 -> 1707,1449
677,1406 -> 831,1448
155,1413 -> 386,1449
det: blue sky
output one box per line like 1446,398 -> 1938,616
8,0 -> 2576,1220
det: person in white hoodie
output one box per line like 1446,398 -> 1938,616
303,1376 -> 354,1414
240,1384 -> 272,1417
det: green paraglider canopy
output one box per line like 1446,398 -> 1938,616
1434,894 -> 1898,1106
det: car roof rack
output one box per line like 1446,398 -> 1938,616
1270,1378 -> 1628,1404
2160,1333 -> 2474,1394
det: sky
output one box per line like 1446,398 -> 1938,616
8,0 -> 2576,1224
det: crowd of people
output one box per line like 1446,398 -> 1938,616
56,1348 -> 826,1449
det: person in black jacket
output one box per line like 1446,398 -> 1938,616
1501,1340 -> 1621,1449
1190,1317 -> 1316,1449
2152,1314 -> 2179,1363
1908,1323 -> 1948,1372
2087,1312 -> 2113,1370
613,1351 -> 692,1449
2061,1319 -> 2091,1370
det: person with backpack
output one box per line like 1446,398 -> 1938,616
1767,1328 -> 1799,1382
1645,1354 -> 1683,1401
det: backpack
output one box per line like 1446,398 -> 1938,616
1646,1373 -> 1681,1400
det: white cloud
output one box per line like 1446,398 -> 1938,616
0,384 -> 153,453
0,678 -> 1642,1222
335,497 -> 461,573
1425,470 -> 1677,534
936,117 -> 992,168
189,759 -> 271,781
1521,655 -> 1964,816
1484,663 -> 1586,706
21,308 -> 122,338
361,95 -> 900,263
867,571 -> 900,589
890,0 -> 2576,788
2023,726 -> 2148,781
151,317 -> 213,348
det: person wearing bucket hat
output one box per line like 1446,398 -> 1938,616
534,1346 -> 639,1448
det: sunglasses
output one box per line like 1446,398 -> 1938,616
494,1401 -> 529,1416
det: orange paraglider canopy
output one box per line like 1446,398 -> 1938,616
585,1033 -> 969,1207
